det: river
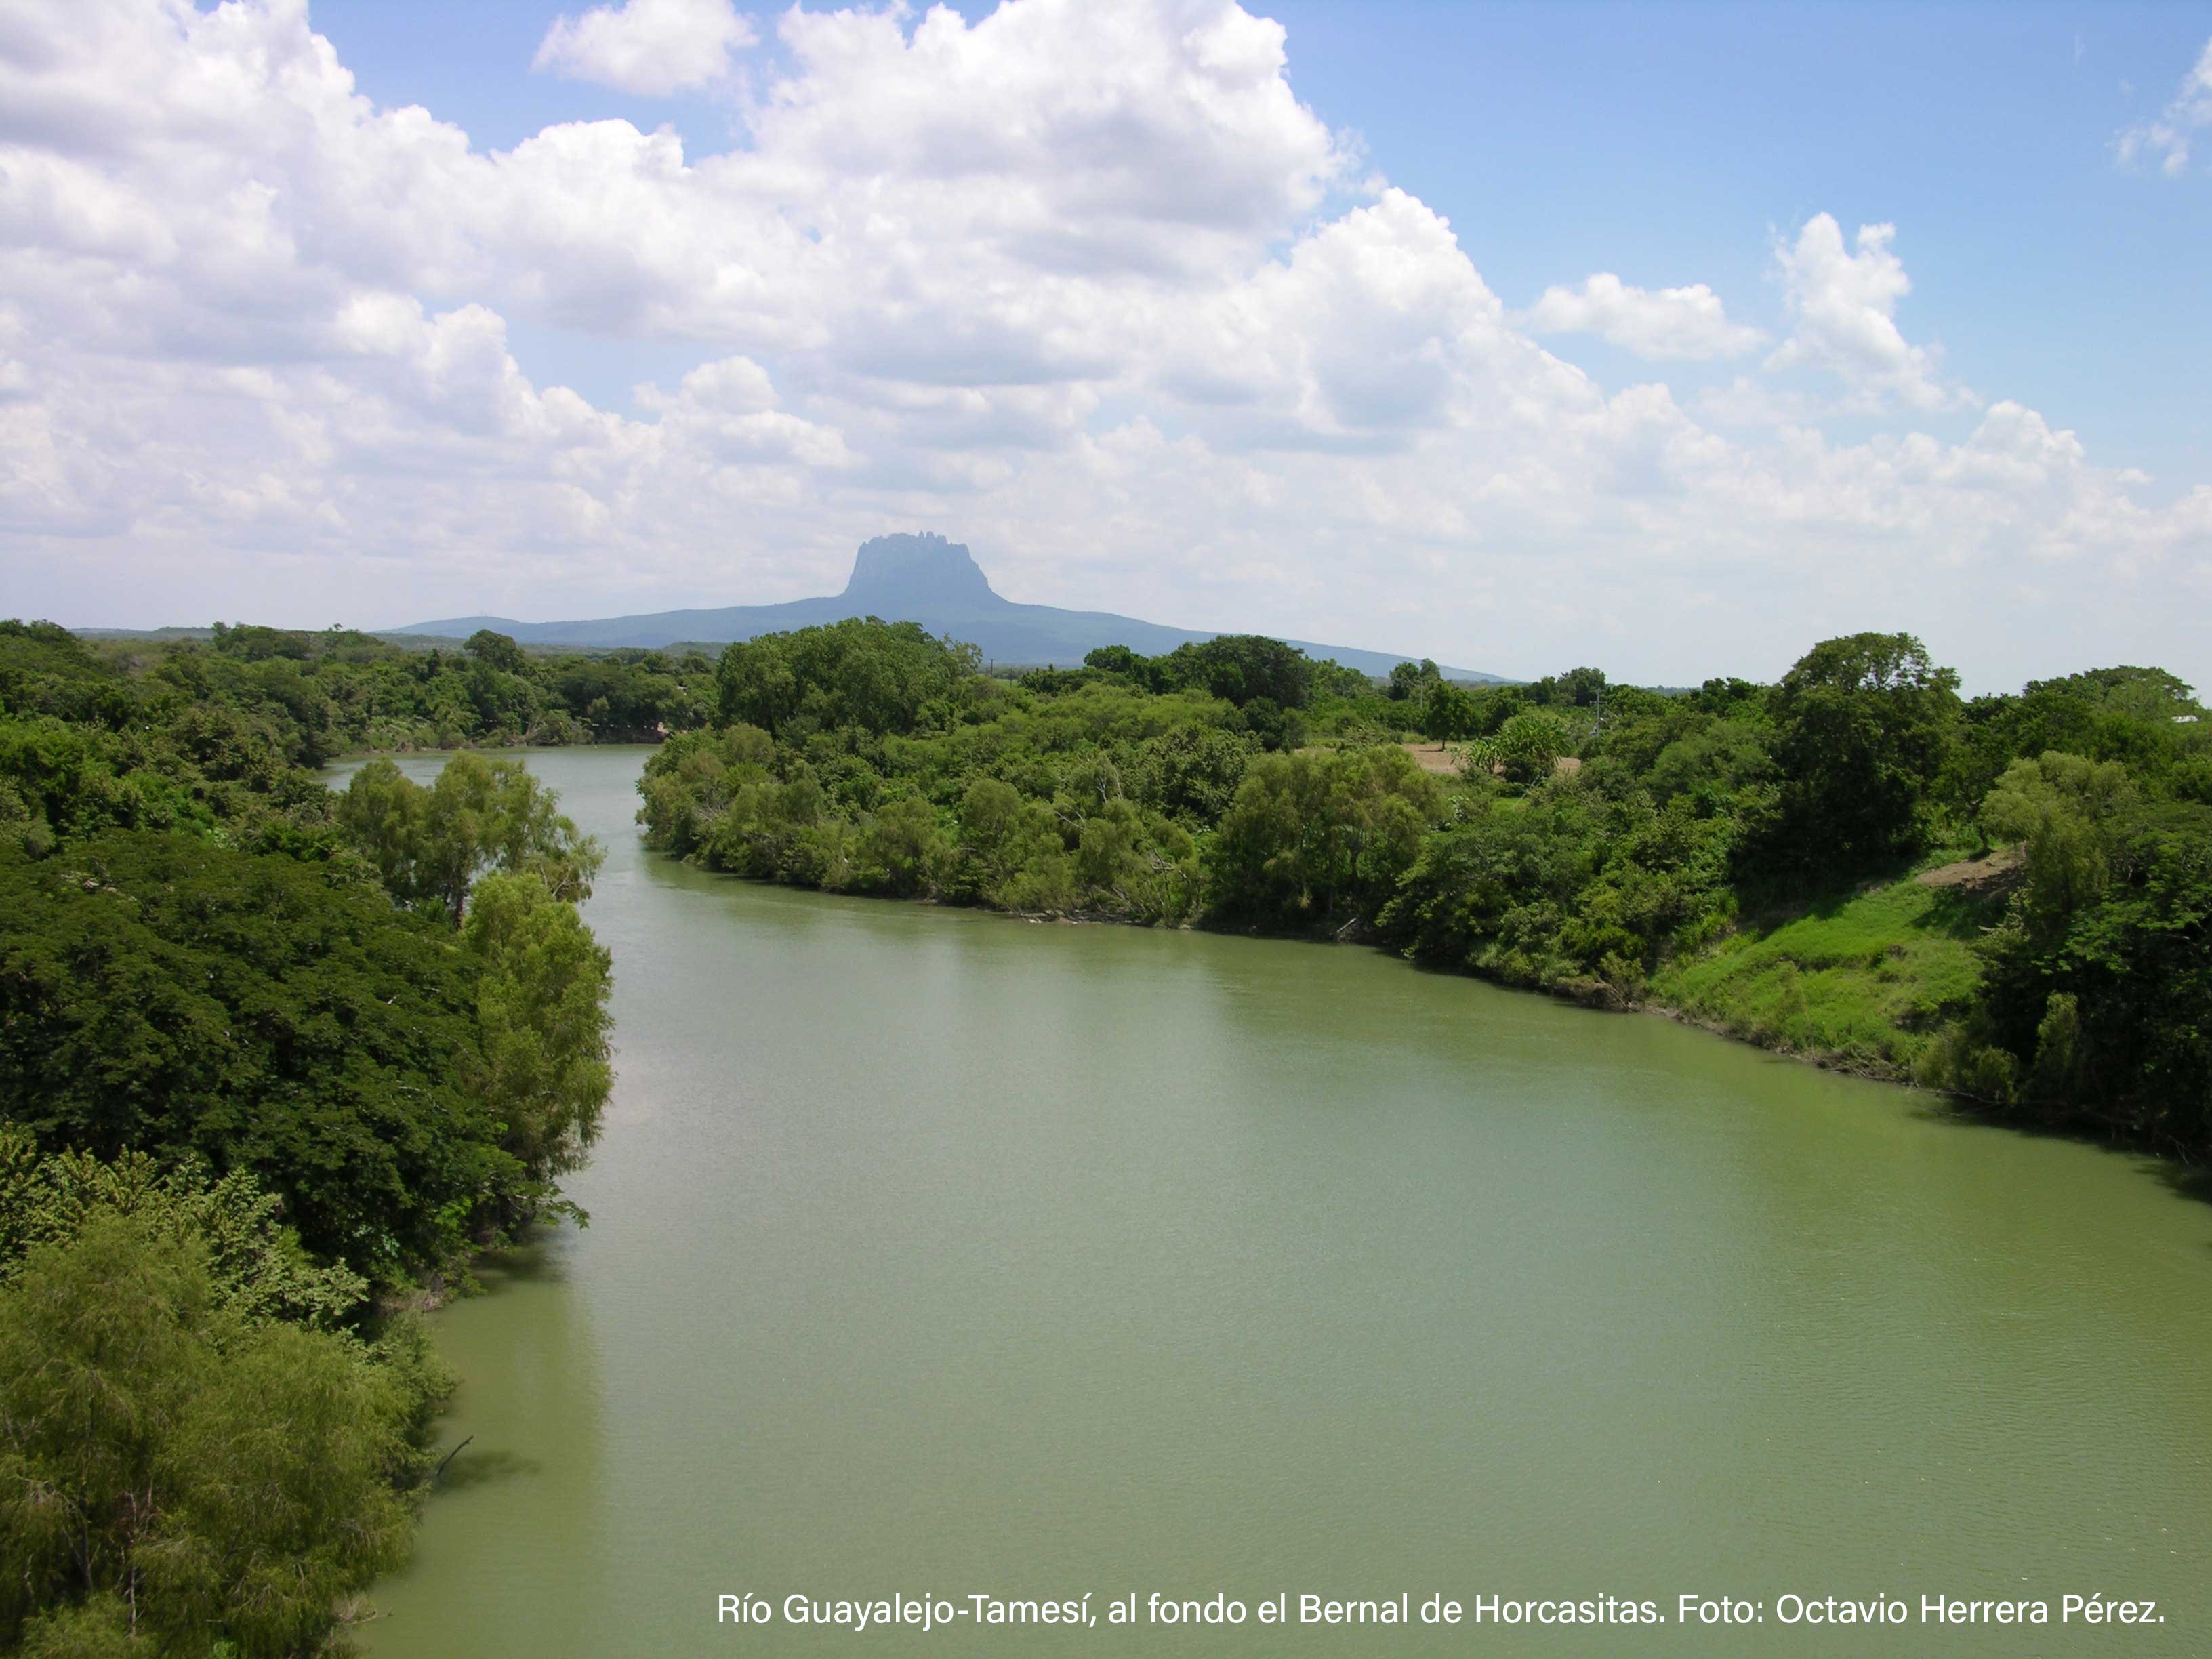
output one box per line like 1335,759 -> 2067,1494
342,747 -> 2211,1656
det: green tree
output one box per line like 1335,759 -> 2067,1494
0,1216 -> 417,1656
340,752 -> 603,924
1954,752 -> 2211,1142
1765,632 -> 1961,872
1980,751 -> 2138,918
856,796 -> 949,897
1158,634 -> 1317,710
1486,708 -> 1576,787
0,833 -> 512,1276
1124,725 -> 1256,821
463,874 -> 615,1197
1082,644 -> 1161,689
1387,658 -> 1443,703
1208,747 -> 1441,924
464,628 -> 529,674
0,1128 -> 365,1332
716,619 -> 978,737
1420,680 -> 1483,743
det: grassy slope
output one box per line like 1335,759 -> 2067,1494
1648,867 -> 2000,1081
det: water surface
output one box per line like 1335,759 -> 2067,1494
343,749 -> 2211,1656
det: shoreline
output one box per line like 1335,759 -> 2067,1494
663,854 -> 2200,1179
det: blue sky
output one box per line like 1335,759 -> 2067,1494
3,0 -> 2209,687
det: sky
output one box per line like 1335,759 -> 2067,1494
1,0 -> 2208,689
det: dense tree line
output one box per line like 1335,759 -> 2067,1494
0,620 -> 614,1655
0,620 -> 714,803
639,620 -> 2212,1160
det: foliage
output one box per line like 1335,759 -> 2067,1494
463,874 -> 615,1195
4,617 -> 713,779
1207,747 -> 1443,926
1955,779 -> 2212,1151
1387,657 -> 1443,702
0,622 -> 619,1652
1479,708 -> 1581,787
1762,631 -> 1961,872
0,833 -> 511,1279
340,752 -> 605,925
0,1128 -> 365,1332
1086,635 -> 1318,710
1383,774 -> 1739,996
716,617 -> 979,737
1154,634 -> 1317,710
642,657 -> 1265,923
0,1216 -> 428,1656
1419,680 -> 1483,742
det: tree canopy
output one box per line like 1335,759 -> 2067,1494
340,751 -> 604,924
1765,631 -> 1961,869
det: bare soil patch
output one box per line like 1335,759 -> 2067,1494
1399,743 -> 1581,779
1914,845 -> 2026,893
1400,742 -> 1462,775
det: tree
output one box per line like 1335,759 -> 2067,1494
1082,644 -> 1150,682
1208,747 -> 1441,924
1488,709 -> 1576,787
1765,632 -> 1961,872
463,874 -> 615,1195
340,752 -> 603,924
715,619 -> 978,737
1158,634 -> 1317,710
1980,752 -> 2138,919
0,1216 -> 418,1656
1525,665 -> 1607,708
1420,681 -> 1482,742
0,1128 -> 367,1332
1388,658 -> 1443,703
0,833 -> 514,1276
1125,725 -> 1256,821
856,796 -> 949,896
464,628 -> 529,675
1971,794 -> 2212,1148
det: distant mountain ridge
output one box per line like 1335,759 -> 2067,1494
394,533 -> 1500,681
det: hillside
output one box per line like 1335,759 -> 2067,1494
396,533 -> 1503,681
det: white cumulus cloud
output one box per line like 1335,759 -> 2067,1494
534,0 -> 758,96
1765,215 -> 1969,413
1522,273 -> 1765,361
2117,35 -> 2212,177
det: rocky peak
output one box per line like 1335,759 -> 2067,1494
840,532 -> 999,611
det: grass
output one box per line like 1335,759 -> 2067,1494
1650,867 -> 2003,1080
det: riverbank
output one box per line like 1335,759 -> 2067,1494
638,625 -> 2212,1168
771,856 -> 1998,1092
661,830 -> 2175,1169
1645,861 -> 1996,1084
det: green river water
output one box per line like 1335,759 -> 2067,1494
344,748 -> 2210,1656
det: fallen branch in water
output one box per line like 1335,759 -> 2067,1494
434,1434 -> 475,1483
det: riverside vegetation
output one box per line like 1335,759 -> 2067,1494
68,620 -> 718,759
637,619 -> 2212,1161
0,620 -> 615,1656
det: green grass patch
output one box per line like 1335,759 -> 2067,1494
1650,874 -> 1999,1078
